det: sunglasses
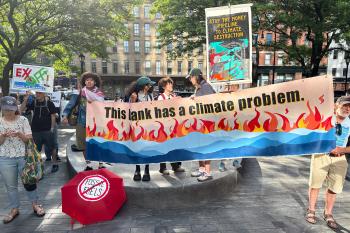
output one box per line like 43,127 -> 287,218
336,123 -> 342,136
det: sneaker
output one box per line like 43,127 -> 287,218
197,172 -> 213,182
191,169 -> 204,177
219,161 -> 227,172
159,169 -> 170,175
173,167 -> 185,173
51,165 -> 59,173
232,160 -> 242,169
45,158 -> 52,162
56,156 -> 61,162
84,166 -> 93,171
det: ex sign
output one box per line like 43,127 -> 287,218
12,64 -> 54,93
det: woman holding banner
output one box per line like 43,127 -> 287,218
157,77 -> 185,175
62,72 -> 105,171
186,68 -> 216,182
125,76 -> 156,181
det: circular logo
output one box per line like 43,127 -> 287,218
77,175 -> 110,202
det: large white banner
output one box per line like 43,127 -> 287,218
12,64 -> 54,93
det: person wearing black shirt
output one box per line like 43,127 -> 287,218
21,92 -> 59,173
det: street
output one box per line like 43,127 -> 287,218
0,128 -> 349,233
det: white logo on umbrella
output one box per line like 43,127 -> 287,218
77,175 -> 110,202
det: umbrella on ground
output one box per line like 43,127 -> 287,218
61,168 -> 127,225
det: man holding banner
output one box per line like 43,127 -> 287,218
306,96 -> 350,230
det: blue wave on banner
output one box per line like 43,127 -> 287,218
86,129 -> 336,164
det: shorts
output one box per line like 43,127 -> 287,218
309,154 -> 348,193
76,124 -> 86,151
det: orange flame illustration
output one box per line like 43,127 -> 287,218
87,102 -> 333,143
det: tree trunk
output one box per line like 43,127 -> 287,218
1,61 -> 12,96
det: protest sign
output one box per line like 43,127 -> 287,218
12,64 -> 54,93
205,4 -> 253,85
86,76 -> 334,164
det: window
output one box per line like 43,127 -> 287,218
155,24 -> 160,37
91,61 -> 97,73
145,40 -> 151,53
155,12 -> 162,19
258,75 -> 269,86
124,41 -> 129,53
155,41 -> 161,54
134,40 -> 140,53
133,7 -> 139,17
252,53 -> 257,65
253,33 -> 258,46
135,61 -> 140,74
102,61 -> 107,74
265,54 -> 271,65
156,61 -> 161,75
277,54 -> 283,65
343,68 -> 348,77
145,60 -> 151,74
167,61 -> 172,75
167,43 -> 173,52
177,61 -> 182,75
275,75 -> 285,84
124,61 -> 129,74
144,5 -> 150,18
113,61 -> 118,73
198,46 -> 203,55
332,68 -> 337,77
333,50 -> 338,59
112,46 -> 117,53
198,61 -> 203,71
188,61 -> 192,73
134,23 -> 139,36
144,23 -> 150,36
266,33 -> 273,45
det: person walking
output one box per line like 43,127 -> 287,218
0,96 -> 45,224
305,96 -> 350,230
186,68 -> 216,182
62,72 -> 105,171
157,77 -> 185,175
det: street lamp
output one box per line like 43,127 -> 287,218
79,53 -> 85,74
345,51 -> 350,93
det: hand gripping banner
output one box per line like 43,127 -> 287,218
86,76 -> 335,164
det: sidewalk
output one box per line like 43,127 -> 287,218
0,128 -> 349,232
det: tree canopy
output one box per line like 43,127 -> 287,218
0,0 -> 139,95
153,0 -> 350,78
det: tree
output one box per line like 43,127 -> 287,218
152,0 -> 248,58
253,0 -> 350,77
153,0 -> 350,78
0,0 -> 139,95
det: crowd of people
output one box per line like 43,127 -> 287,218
0,68 -> 349,230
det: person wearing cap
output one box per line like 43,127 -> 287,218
21,91 -> 59,173
305,96 -> 350,230
0,96 -> 45,224
125,76 -> 155,181
186,68 -> 216,182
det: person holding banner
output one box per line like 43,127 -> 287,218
62,72 -> 105,171
306,96 -> 350,230
186,68 -> 216,182
0,96 -> 45,224
125,76 -> 156,181
157,77 -> 185,175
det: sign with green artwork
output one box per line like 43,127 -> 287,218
205,4 -> 253,85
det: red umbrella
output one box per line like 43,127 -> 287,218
61,168 -> 127,225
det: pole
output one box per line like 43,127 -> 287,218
272,27 -> 276,84
345,62 -> 349,93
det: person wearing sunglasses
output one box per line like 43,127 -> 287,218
306,96 -> 350,230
